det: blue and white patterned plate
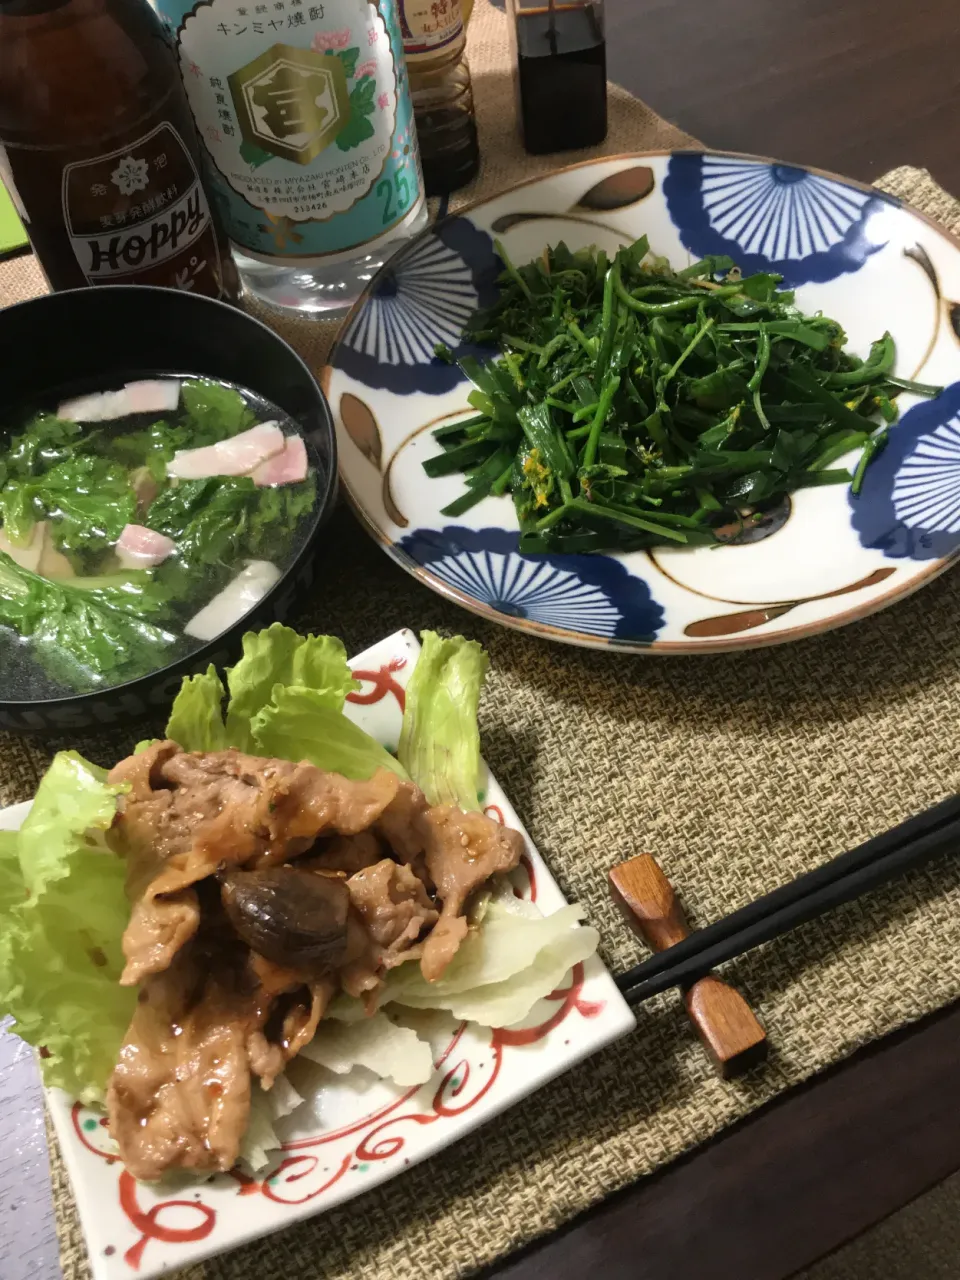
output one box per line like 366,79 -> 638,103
325,150 -> 960,652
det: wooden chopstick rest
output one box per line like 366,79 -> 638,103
609,854 -> 768,1078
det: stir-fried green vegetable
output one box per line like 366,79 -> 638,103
428,238 -> 942,553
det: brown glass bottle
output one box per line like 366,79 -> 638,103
0,0 -> 239,300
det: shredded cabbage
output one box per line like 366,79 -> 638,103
240,1074 -> 306,1171
381,898 -> 600,1027
300,1012 -> 433,1086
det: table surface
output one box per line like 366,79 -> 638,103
4,0 -> 960,1276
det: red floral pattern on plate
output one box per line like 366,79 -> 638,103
71,966 -> 600,1270
346,656 -> 407,711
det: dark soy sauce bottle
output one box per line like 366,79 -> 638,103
508,0 -> 607,155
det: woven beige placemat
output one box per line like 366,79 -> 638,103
5,3 -> 960,1277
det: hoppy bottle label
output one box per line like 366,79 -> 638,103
61,122 -> 223,292
158,0 -> 424,263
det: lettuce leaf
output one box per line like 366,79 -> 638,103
251,686 -> 409,780
162,625 -> 396,781
165,664 -> 228,752
0,752 -> 134,1102
0,835 -> 22,975
181,378 -> 256,443
398,631 -> 488,809
165,627 -> 496,798
0,832 -> 23,909
225,623 -> 359,751
381,898 -> 599,1027
0,552 -> 177,692
163,625 -> 362,755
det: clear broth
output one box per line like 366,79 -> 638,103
0,375 -> 320,702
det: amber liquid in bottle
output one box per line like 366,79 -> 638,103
401,0 -> 480,197
0,0 -> 238,299
415,72 -> 480,198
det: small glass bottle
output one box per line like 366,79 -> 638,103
155,0 -> 428,316
400,0 -> 480,197
507,0 -> 607,156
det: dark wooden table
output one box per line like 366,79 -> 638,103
606,0 -> 960,192
485,2 -> 960,1275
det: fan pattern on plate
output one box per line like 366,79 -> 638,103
664,153 -> 889,286
893,416 -> 960,532
334,217 -> 500,395
347,238 -> 473,362
704,163 -> 866,258
396,526 -> 665,642
851,382 -> 960,560
429,550 -> 620,633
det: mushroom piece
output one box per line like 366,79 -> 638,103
219,867 -> 350,971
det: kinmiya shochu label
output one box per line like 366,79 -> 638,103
156,0 -> 423,263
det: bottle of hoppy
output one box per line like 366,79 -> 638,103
155,0 -> 428,314
0,0 -> 239,300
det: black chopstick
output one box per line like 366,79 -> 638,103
616,792 -> 960,991
616,793 -> 960,1005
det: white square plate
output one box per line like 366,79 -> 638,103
1,628 -> 635,1280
